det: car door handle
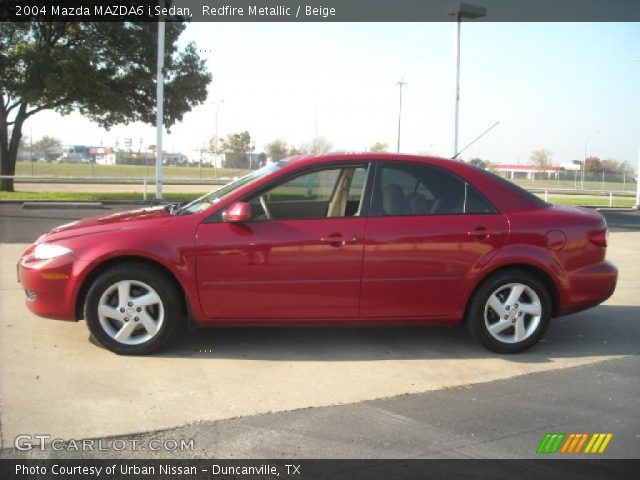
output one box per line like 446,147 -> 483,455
467,228 -> 500,238
320,234 -> 359,246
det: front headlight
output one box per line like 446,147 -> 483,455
33,243 -> 73,260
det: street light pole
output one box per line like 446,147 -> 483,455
396,80 -> 407,153
583,131 -> 599,190
155,14 -> 165,201
448,2 -> 486,158
214,100 -> 224,177
636,143 -> 640,208
452,16 -> 461,158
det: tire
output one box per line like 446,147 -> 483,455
84,263 -> 182,355
466,269 -> 551,353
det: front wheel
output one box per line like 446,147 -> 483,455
84,264 -> 182,355
466,269 -> 552,353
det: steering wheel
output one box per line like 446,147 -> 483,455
259,195 -> 272,220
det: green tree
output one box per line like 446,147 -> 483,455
370,142 -> 388,153
0,21 -> 211,191
530,149 -> 552,171
219,131 -> 252,168
288,145 -> 304,156
265,138 -> 288,162
469,157 -> 487,169
33,136 -> 62,151
305,137 -> 332,155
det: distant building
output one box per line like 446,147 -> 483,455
59,145 -> 91,163
90,147 -> 116,165
490,164 -> 562,180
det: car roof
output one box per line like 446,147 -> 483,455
283,152 -> 459,168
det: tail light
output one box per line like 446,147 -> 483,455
589,228 -> 608,247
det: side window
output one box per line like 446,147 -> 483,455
249,166 -> 369,220
375,163 -> 495,216
265,169 -> 341,203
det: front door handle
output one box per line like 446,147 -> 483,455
320,233 -> 359,247
467,227 -> 501,238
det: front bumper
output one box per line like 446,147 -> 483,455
559,260 -> 618,316
18,253 -> 82,321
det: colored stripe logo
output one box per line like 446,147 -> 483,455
537,433 -> 613,454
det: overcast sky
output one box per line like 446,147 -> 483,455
24,22 -> 640,167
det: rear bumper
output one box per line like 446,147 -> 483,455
559,260 -> 618,316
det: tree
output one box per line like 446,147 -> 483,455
0,21 -> 211,191
219,131 -> 252,168
469,157 -> 488,169
530,149 -> 552,171
584,156 -> 601,173
288,145 -> 304,156
265,139 -> 289,162
33,136 -> 62,151
305,137 -> 332,154
370,142 -> 388,153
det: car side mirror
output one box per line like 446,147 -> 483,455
223,202 -> 251,223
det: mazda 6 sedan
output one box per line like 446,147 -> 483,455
18,153 -> 617,354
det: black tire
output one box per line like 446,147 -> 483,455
466,269 -> 552,353
84,263 -> 182,355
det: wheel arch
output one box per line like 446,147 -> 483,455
463,263 -> 560,322
74,255 -> 189,321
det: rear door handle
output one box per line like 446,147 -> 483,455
320,234 -> 359,246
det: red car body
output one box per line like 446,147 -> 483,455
19,153 -> 617,347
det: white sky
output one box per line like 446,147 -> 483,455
23,22 -> 640,168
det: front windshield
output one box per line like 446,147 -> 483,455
178,161 -> 288,214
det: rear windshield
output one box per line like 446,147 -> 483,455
475,168 -> 551,208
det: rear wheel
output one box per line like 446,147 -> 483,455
466,269 -> 551,353
84,264 -> 182,355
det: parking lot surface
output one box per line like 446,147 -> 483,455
0,204 -> 638,458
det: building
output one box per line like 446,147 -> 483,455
90,147 -> 116,165
490,164 -> 562,180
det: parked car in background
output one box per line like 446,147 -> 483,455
18,153 -> 617,354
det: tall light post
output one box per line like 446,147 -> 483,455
583,131 -> 599,190
448,2 -> 486,158
155,13 -> 165,201
636,144 -> 640,208
396,80 -> 407,153
213,100 -> 224,177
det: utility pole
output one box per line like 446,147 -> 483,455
397,80 -> 407,153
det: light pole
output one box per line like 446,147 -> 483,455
155,12 -> 165,201
213,100 -> 224,177
583,131 -> 599,190
636,144 -> 640,208
396,80 -> 407,153
448,2 -> 486,158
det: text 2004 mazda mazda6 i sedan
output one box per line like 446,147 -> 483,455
18,153 -> 618,355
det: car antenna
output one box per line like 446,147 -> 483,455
452,120 -> 500,160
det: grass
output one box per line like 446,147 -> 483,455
0,191 -> 205,202
508,178 -> 637,192
14,161 -> 249,179
546,196 -> 636,208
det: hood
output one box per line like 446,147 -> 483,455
39,206 -> 171,243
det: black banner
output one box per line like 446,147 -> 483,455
2,0 -> 640,22
1,459 -> 640,480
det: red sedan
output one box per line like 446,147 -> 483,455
18,153 -> 617,354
